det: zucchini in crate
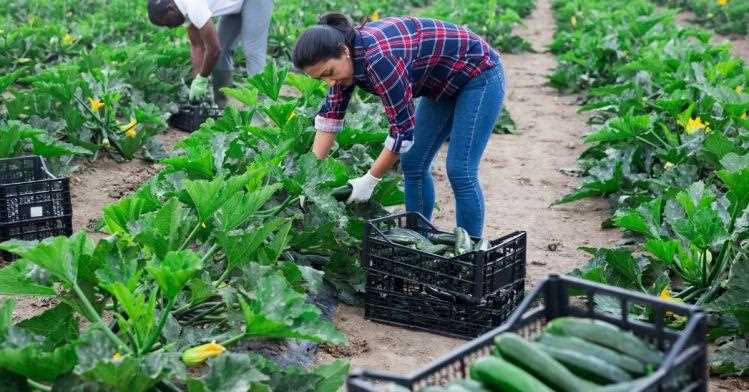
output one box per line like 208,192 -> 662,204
546,317 -> 664,365
493,333 -> 598,392
537,333 -> 645,375
470,356 -> 553,392
537,344 -> 633,384
453,227 -> 473,255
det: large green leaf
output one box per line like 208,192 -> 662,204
30,132 -> 92,157
75,329 -> 185,391
583,114 -> 652,143
0,341 -> 77,381
213,184 -> 281,232
185,176 -> 230,223
162,146 -> 215,179
145,250 -> 202,300
613,197 -> 663,238
245,353 -> 349,392
709,337 -> 749,376
554,162 -> 623,205
0,260 -> 55,296
134,198 -> 195,259
707,257 -> 749,336
238,265 -> 345,344
0,232 -> 94,286
217,218 -> 288,275
187,353 -> 268,392
107,283 -> 157,348
17,303 -> 78,351
717,154 -> 749,220
671,182 -> 728,249
102,195 -> 151,235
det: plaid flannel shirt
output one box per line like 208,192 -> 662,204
314,17 -> 500,154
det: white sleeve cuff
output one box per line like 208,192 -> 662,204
384,135 -> 413,154
315,115 -> 344,133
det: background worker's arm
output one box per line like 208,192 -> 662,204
187,21 -> 221,77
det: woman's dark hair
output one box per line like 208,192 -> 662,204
292,13 -> 357,70
147,0 -> 186,28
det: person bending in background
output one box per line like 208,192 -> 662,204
293,13 -> 506,238
146,0 -> 273,107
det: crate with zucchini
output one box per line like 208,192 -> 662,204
362,212 -> 526,338
348,274 -> 708,392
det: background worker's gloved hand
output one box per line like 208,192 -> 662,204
189,75 -> 210,101
346,171 -> 381,204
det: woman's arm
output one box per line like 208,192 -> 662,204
312,131 -> 337,159
370,148 -> 399,178
187,25 -> 205,77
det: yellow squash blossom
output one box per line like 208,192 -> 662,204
88,97 -> 104,112
737,85 -> 744,94
684,116 -> 707,135
370,10 -> 380,21
182,341 -> 226,366
120,118 -> 138,138
570,16 -> 577,27
742,112 -> 748,120
717,0 -> 729,6
659,288 -> 673,302
112,352 -> 123,362
62,33 -> 75,46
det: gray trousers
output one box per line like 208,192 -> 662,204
213,0 -> 273,77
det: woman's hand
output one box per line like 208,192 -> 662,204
312,130 -> 337,159
347,148 -> 399,204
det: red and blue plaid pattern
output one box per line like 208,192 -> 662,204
315,17 -> 500,154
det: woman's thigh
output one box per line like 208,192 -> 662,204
401,97 -> 455,175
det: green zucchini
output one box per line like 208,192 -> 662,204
331,184 -> 353,201
474,239 -> 491,252
429,232 -> 456,245
537,333 -> 645,375
546,317 -> 663,365
596,378 -> 650,392
454,227 -> 472,255
469,356 -> 553,392
493,333 -> 598,392
538,344 -> 633,384
385,228 -> 431,245
416,243 -> 450,255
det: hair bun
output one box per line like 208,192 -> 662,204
318,12 -> 352,30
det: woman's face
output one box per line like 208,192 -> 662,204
303,49 -> 354,88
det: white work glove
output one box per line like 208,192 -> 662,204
189,74 -> 210,101
346,170 -> 381,204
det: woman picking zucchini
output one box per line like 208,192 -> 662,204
293,13 -> 506,237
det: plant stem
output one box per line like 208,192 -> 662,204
139,296 -> 176,355
701,249 -> 708,288
72,284 -> 132,353
219,331 -> 246,347
27,379 -> 51,392
179,222 -> 202,251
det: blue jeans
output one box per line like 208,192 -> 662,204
401,62 -> 506,237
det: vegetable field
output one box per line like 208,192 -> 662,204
0,0 -> 747,391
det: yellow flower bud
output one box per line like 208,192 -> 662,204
182,341 -> 226,366
370,11 -> 380,21
684,116 -> 706,135
120,118 -> 138,138
88,97 -> 104,112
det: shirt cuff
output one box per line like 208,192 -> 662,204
314,115 -> 344,133
384,134 -> 414,154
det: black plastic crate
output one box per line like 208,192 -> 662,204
361,212 -> 526,338
0,156 -> 72,262
363,212 -> 526,300
168,103 -> 222,132
365,271 -> 524,339
348,274 -> 708,392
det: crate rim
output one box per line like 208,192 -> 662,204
347,274 -> 705,391
364,211 -> 527,261
0,155 -> 59,185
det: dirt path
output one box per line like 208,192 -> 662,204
316,0 -> 622,375
69,129 -> 185,236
